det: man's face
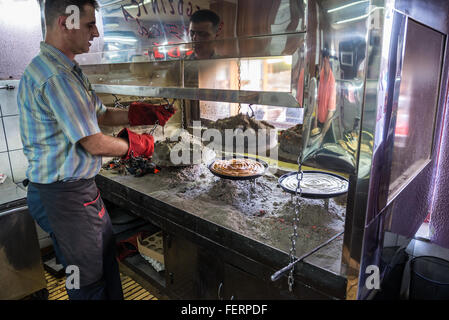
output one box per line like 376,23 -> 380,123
66,4 -> 99,55
189,21 -> 217,59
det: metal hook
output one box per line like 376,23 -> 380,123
0,85 -> 15,90
112,94 -> 125,109
149,120 -> 159,135
247,104 -> 255,118
162,98 -> 175,110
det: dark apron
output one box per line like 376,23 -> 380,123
30,178 -> 123,299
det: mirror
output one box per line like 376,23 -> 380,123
95,0 -> 305,62
300,0 -> 371,174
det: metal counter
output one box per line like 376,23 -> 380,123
96,165 -> 348,299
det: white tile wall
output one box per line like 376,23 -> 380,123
9,149 -> 28,183
0,81 -> 20,116
3,115 -> 22,150
0,83 -> 28,184
0,121 -> 7,152
0,152 -> 12,178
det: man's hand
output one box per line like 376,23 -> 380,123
128,102 -> 176,126
117,128 -> 154,160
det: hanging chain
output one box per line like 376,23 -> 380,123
248,104 -> 255,118
237,58 -> 242,114
181,99 -> 185,130
148,120 -> 159,136
288,153 -> 303,292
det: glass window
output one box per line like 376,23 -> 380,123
388,20 -> 444,199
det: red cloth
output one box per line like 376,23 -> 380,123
128,102 -> 176,126
317,68 -> 336,123
116,235 -> 138,261
116,231 -> 157,261
117,128 -> 154,160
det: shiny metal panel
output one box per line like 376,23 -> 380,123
81,32 -> 306,109
95,0 -> 305,56
83,60 -> 182,86
0,204 -> 46,300
236,0 -> 306,37
92,84 -> 300,107
78,32 -> 306,63
347,0 -> 449,299
395,0 -> 449,34
300,0 -> 371,174
75,1 -> 308,116
340,0 -> 396,299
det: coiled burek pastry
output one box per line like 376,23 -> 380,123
211,158 -> 265,177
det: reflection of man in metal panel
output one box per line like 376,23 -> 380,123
188,9 -> 222,59
313,48 -> 336,143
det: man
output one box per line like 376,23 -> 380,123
17,0 -> 174,300
188,9 -> 221,60
313,48 -> 336,144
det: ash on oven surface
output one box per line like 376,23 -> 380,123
101,163 -> 347,274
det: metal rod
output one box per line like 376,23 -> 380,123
0,85 -> 15,90
270,231 -> 344,282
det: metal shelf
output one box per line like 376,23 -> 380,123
92,84 -> 301,108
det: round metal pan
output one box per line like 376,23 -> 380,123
208,156 -> 268,181
278,170 -> 349,199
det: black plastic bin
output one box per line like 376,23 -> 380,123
409,256 -> 449,300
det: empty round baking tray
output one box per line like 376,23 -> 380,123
278,170 -> 349,199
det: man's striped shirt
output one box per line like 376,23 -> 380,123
17,42 -> 106,183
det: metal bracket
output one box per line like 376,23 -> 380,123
0,85 -> 15,90
112,94 -> 125,109
271,231 -> 344,282
247,104 -> 255,118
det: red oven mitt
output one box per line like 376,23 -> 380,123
128,102 -> 176,126
117,128 -> 154,160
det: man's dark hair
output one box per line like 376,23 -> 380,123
44,0 -> 99,27
190,9 -> 220,31
322,47 -> 330,58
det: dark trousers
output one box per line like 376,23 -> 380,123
27,183 -> 66,266
28,178 -> 123,300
